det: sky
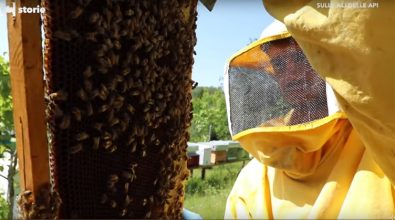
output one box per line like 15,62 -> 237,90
0,0 -> 274,87
0,1 -> 8,56
193,0 -> 273,87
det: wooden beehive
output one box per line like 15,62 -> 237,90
8,0 -> 198,219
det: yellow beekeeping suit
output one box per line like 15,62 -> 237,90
224,1 -> 395,217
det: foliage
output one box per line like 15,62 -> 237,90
0,55 -> 13,138
190,87 -> 230,142
185,161 -> 243,196
0,54 -> 17,219
184,161 -> 247,219
0,193 -> 9,220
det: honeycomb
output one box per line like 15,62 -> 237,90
42,0 -> 197,218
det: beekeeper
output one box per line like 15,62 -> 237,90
223,4 -> 395,217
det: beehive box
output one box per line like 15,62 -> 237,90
187,143 -> 199,167
187,142 -> 199,153
227,141 -> 249,161
197,143 -> 212,166
187,152 -> 200,168
209,141 -> 228,164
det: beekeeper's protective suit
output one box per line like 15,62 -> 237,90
223,14 -> 395,219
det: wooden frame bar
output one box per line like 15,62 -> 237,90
6,0 -> 50,196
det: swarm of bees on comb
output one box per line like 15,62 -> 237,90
40,0 -> 197,218
16,184 -> 62,219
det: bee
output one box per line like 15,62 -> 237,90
75,132 -> 89,141
98,57 -> 110,68
103,131 -> 112,140
130,142 -> 137,153
124,195 -> 132,207
92,123 -> 103,131
103,7 -> 112,23
120,29 -> 128,37
114,40 -> 121,50
106,109 -> 115,122
126,136 -> 135,146
109,145 -> 117,153
120,209 -> 127,217
109,52 -> 119,66
86,102 -> 93,116
109,200 -> 117,208
92,137 -> 100,150
49,90 -> 68,101
149,195 -> 154,204
131,91 -> 139,96
121,67 -> 131,76
54,31 -> 72,41
99,84 -> 109,99
104,140 -> 112,150
153,178 -> 158,186
99,104 -> 110,113
119,121 -> 128,132
70,6 -> 84,19
77,89 -> 88,101
141,150 -> 147,158
124,182 -> 129,193
176,185 -> 184,195
126,104 -> 135,114
107,79 -> 117,91
90,89 -> 100,99
59,114 -> 71,129
108,174 -> 119,183
98,67 -> 108,74
89,12 -> 100,24
69,144 -> 83,154
142,198 -> 147,206
105,38 -> 113,49
115,74 -> 124,83
145,211 -> 151,218
83,66 -> 93,78
113,97 -> 124,109
126,77 -> 134,89
159,146 -> 166,154
109,118 -> 120,127
96,48 -> 105,58
85,32 -> 97,42
120,82 -> 128,94
71,107 -> 82,121
129,163 -> 138,171
134,56 -> 140,65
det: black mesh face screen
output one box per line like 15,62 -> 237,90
228,37 -> 328,135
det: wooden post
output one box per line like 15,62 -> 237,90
6,0 -> 50,196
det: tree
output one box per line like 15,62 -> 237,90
190,87 -> 230,142
0,54 -> 18,219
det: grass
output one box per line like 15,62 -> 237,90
184,160 -> 249,219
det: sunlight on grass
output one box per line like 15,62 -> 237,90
184,161 -> 249,219
185,188 -> 230,219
